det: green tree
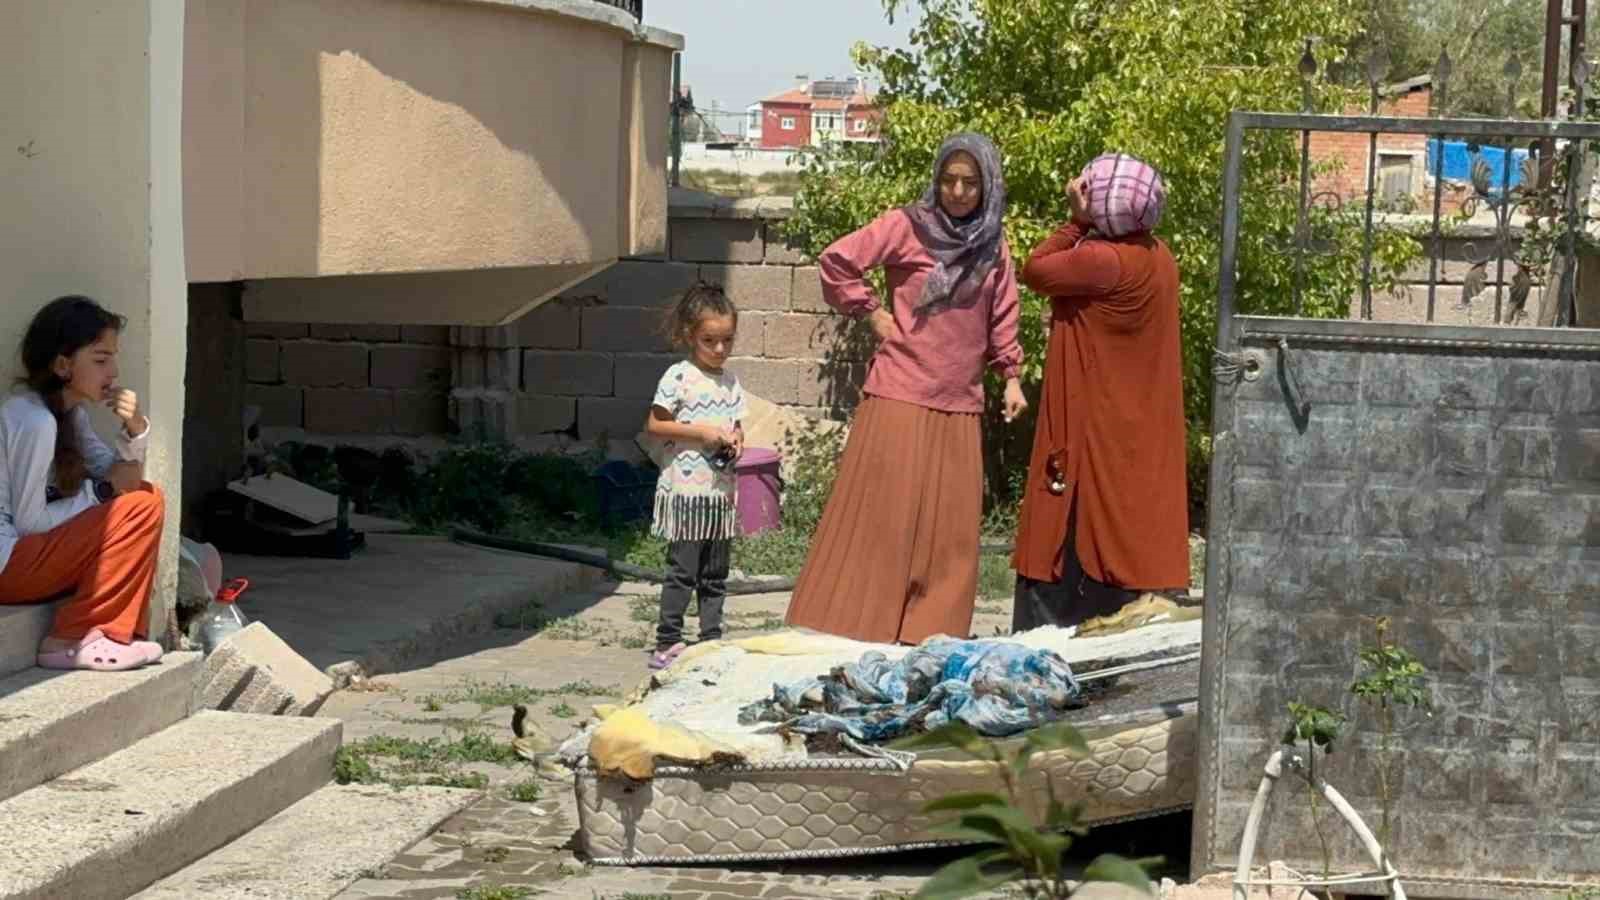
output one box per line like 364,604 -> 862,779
785,0 -> 1415,510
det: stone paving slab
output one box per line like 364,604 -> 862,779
223,534 -> 603,674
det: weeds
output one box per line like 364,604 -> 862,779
455,886 -> 534,900
549,702 -> 577,719
334,731 -> 519,790
506,779 -> 543,802
418,678 -> 618,712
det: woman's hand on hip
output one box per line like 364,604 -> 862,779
868,307 -> 898,343
1002,378 -> 1028,424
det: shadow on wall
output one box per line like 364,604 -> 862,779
193,0 -> 636,281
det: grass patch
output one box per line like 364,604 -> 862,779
978,552 -> 1013,600
506,778 -> 542,802
549,702 -> 577,719
628,594 -> 659,623
335,731 -> 518,789
418,678 -> 616,712
456,887 -> 535,900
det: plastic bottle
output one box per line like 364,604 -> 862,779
198,578 -> 251,654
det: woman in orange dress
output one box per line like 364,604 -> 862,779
785,133 -> 1027,645
1011,153 -> 1190,631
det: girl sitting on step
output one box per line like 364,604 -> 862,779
0,296 -> 165,671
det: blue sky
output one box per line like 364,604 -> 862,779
644,0 -> 914,122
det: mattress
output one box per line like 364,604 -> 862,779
576,654 -> 1200,865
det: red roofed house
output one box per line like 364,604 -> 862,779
754,77 -> 880,150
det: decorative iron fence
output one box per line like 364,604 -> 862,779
589,0 -> 642,20
1221,41 -> 1600,331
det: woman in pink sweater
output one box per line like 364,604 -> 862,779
784,132 -> 1026,644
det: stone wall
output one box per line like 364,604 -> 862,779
243,322 -> 452,436
242,194 -> 869,447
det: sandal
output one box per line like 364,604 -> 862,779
36,629 -> 151,672
647,642 -> 687,670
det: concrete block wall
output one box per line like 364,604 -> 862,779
451,197 -> 869,445
240,195 -> 867,446
243,323 -> 452,436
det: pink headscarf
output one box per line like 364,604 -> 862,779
1081,153 -> 1166,238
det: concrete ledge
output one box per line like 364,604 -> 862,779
0,603 -> 56,680
196,623 -> 334,717
439,0 -> 685,49
668,187 -> 795,221
134,783 -> 481,899
0,653 -> 202,804
0,711 -> 340,900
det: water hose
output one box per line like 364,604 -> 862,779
451,528 -> 1014,596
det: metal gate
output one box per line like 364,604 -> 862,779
1191,55 -> 1600,897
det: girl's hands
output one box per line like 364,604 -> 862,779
106,386 -> 148,437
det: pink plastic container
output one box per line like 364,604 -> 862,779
734,448 -> 783,536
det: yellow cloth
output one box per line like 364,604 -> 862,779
1076,594 -> 1201,638
587,706 -> 743,779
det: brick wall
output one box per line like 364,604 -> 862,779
238,195 -> 865,447
243,322 -> 452,436
1309,83 -> 1432,203
448,196 -> 869,446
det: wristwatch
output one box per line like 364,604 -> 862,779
94,479 -> 116,503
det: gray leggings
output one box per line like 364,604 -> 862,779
657,539 -> 730,650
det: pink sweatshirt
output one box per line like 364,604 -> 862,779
818,210 -> 1023,414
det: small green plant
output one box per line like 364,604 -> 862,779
549,702 -> 577,719
455,886 -> 534,900
891,722 -> 1155,899
1350,616 -> 1431,853
1282,701 -> 1346,878
507,778 -> 543,802
334,745 -> 379,785
421,696 -> 444,712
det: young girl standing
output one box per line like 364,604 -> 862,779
0,296 -> 166,670
641,283 -> 746,670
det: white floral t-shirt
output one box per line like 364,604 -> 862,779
645,360 -> 747,542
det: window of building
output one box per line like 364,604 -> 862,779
853,117 -> 870,133
781,116 -> 796,130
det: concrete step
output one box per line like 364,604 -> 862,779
0,710 -> 340,900
0,652 -> 202,803
0,603 -> 56,679
134,783 -> 482,899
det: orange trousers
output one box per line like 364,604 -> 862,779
0,484 -> 164,643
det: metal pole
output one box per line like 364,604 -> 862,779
669,53 -> 682,188
1541,0 -> 1565,190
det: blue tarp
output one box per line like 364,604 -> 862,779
737,639 -> 1084,743
1426,139 -> 1530,194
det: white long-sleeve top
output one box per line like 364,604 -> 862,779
0,390 -> 148,574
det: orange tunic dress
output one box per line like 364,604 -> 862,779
1011,222 -> 1189,593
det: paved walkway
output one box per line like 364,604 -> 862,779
318,584 -> 1207,900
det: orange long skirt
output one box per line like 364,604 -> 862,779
785,395 -> 982,644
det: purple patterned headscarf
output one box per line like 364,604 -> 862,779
903,132 -> 1007,311
1081,153 -> 1166,238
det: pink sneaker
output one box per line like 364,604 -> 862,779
648,642 -> 687,670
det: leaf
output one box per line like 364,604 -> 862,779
1470,157 -> 1493,197
1024,722 -> 1091,757
1082,853 -> 1156,891
891,722 -> 990,758
913,854 -> 1022,900
923,792 -> 1009,814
